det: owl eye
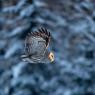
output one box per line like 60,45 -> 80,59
51,54 -> 54,58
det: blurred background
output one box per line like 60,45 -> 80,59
0,0 -> 95,95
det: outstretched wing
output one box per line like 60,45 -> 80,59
25,27 -> 51,57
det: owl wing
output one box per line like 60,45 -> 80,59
25,28 -> 51,57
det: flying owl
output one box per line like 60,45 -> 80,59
21,27 -> 54,63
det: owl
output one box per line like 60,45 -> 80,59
21,27 -> 54,63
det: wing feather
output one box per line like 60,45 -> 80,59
25,27 -> 51,57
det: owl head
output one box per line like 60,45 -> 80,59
48,52 -> 54,62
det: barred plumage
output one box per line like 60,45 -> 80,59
21,27 -> 54,63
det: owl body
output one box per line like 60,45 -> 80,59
22,50 -> 50,63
